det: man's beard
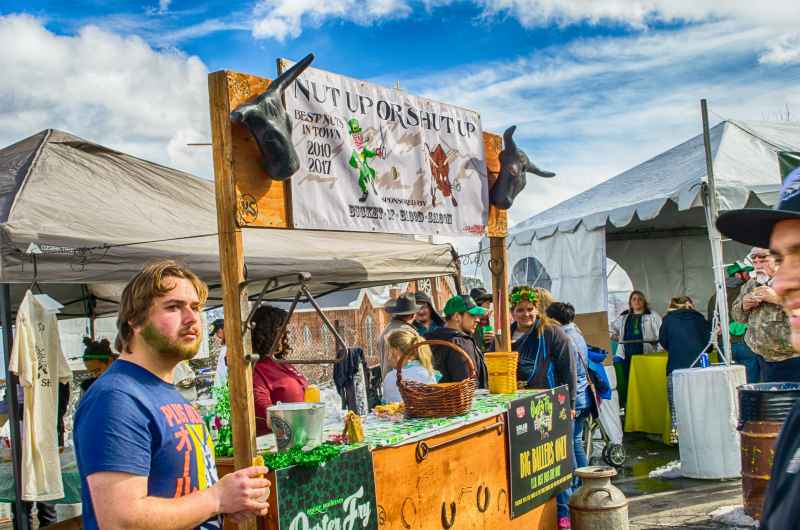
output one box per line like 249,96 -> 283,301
141,323 -> 201,362
755,272 -> 772,285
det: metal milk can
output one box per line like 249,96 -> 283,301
569,466 -> 629,529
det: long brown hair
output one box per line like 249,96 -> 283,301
116,260 -> 207,353
386,330 -> 435,375
251,305 -> 293,360
628,290 -> 651,314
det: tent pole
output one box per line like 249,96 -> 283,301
701,99 -> 732,364
1,284 -> 30,530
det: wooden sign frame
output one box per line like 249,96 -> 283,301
208,67 -> 512,530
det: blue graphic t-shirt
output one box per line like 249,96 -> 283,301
74,360 -> 220,530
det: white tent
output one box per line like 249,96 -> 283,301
480,120 -> 800,327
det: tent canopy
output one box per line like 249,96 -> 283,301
0,129 -> 457,315
484,120 -> 800,317
511,120 -> 796,241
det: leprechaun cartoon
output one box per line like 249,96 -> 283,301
348,118 -> 384,202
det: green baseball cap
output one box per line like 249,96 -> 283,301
725,261 -> 754,277
443,295 -> 488,318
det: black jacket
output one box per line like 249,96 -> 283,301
760,400 -> 800,530
424,326 -> 488,389
658,309 -> 711,375
510,321 -> 577,407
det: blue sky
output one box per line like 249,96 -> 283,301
2,1 -> 800,237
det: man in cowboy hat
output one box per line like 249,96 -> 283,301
379,293 -> 420,376
716,166 -> 800,530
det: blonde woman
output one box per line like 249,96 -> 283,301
382,329 -> 441,403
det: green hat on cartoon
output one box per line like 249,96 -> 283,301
347,118 -> 362,135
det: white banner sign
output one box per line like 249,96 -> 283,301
282,60 -> 489,236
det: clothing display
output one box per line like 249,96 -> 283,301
9,291 -> 73,501
333,348 -> 369,415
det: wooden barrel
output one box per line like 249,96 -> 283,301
740,421 -> 784,520
739,383 -> 800,520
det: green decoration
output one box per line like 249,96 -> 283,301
212,385 -> 234,458
262,442 -> 344,471
510,285 -> 537,306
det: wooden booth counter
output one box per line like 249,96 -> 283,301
218,388 -> 572,530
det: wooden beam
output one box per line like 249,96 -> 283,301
482,131 -> 512,351
209,71 -> 258,530
217,71 -> 292,228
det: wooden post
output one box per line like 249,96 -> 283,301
208,71 -> 257,530
482,132 -> 512,352
490,238 -> 512,352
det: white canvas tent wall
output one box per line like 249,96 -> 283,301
0,129 -> 458,316
480,120 -> 800,321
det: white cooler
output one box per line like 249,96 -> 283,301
673,365 -> 746,479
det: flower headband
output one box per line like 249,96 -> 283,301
509,286 -> 538,306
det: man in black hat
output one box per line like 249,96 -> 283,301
716,166 -> 800,530
469,287 -> 495,351
379,293 -> 421,376
412,291 -> 444,335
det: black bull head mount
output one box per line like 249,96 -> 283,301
230,53 -> 315,181
490,126 -> 556,210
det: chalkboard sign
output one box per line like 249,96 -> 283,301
507,386 -> 574,518
275,445 -> 378,530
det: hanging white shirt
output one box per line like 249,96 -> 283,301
9,291 -> 72,501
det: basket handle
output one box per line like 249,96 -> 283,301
396,339 -> 477,386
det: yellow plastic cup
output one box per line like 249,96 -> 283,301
304,384 -> 321,403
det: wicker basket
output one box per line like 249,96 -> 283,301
396,339 -> 477,418
485,351 -> 519,394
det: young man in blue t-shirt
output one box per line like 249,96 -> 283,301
74,260 -> 270,530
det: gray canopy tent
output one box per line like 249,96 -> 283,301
0,129 -> 458,313
0,129 -> 458,528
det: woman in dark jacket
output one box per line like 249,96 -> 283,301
658,296 -> 711,444
503,286 -> 577,530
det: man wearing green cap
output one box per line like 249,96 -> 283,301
347,118 -> 384,202
424,295 -> 488,388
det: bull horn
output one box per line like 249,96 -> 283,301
503,125 -> 517,151
271,53 -> 315,94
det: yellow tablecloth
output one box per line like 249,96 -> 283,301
624,351 -> 718,445
624,352 -> 672,444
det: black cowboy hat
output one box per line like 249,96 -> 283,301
717,166 -> 800,247
385,293 -> 420,316
469,287 -> 493,305
209,318 -> 224,337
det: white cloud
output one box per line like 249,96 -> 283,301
403,20 -> 800,255
158,0 -> 172,14
760,32 -> 800,65
474,0 -> 799,30
0,14 -> 213,177
251,0 -> 412,41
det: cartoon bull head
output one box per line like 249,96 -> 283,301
230,53 -> 315,181
490,125 -> 555,210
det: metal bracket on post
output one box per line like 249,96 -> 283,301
241,272 -> 348,365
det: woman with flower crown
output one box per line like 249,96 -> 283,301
502,285 -> 577,529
